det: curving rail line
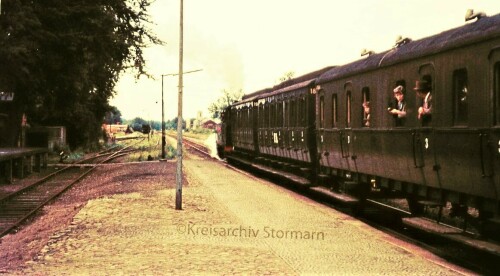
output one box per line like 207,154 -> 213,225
0,140 -> 141,238
166,133 -> 213,159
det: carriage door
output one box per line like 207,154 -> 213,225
489,49 -> 500,195
414,65 -> 441,190
340,83 -> 355,171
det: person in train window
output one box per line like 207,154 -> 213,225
414,80 -> 432,126
388,85 -> 407,126
362,101 -> 370,127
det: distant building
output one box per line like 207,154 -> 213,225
102,124 -> 128,134
201,118 -> 221,130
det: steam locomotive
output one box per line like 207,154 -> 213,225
217,11 -> 500,230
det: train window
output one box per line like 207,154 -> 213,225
362,87 -> 370,127
319,94 -> 325,128
268,101 -> 272,127
290,100 -> 296,127
332,94 -> 338,128
297,99 -> 301,127
284,100 -> 289,127
278,101 -> 284,127
247,107 -> 251,128
280,101 -> 288,126
346,91 -> 352,128
263,104 -> 268,127
299,97 -> 306,126
453,69 -> 468,126
263,104 -> 266,127
495,62 -> 500,125
268,103 -> 272,127
271,102 -> 278,127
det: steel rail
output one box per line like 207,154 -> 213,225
0,139 -> 143,238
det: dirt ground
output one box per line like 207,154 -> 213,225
0,160 -> 183,273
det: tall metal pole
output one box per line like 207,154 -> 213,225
175,0 -> 184,210
161,75 -> 166,159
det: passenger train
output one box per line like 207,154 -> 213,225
217,11 -> 500,232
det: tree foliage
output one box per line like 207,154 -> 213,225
208,89 -> 244,119
104,106 -> 123,125
165,117 -> 186,130
0,0 -> 161,148
277,71 -> 295,83
126,117 -> 147,132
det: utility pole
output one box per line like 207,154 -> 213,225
173,0 -> 202,210
161,75 -> 166,159
161,69 -> 201,160
176,0 -> 184,210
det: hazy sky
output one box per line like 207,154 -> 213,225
111,0 -> 500,121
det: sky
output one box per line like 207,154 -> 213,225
110,0 -> 500,121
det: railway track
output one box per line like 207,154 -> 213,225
0,141 -> 141,238
166,133 -> 213,159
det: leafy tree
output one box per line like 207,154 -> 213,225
277,71 -> 295,83
208,89 -> 244,119
0,0 -> 162,148
150,121 -> 161,131
104,106 -> 123,125
165,117 -> 186,130
129,117 -> 148,131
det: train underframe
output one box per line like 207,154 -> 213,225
224,146 -> 500,239
317,165 -> 500,239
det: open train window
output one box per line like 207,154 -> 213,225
362,87 -> 370,127
453,69 -> 468,126
319,94 -> 325,128
346,91 -> 352,128
495,62 -> 500,125
332,94 -> 338,128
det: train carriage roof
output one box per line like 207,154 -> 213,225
241,88 -> 273,101
261,79 -> 316,99
238,66 -> 335,104
317,13 -> 500,84
271,66 -> 335,90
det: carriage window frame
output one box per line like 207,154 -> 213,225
453,68 -> 468,126
247,106 -> 251,128
290,99 -> 296,127
284,99 -> 289,127
362,87 -> 370,127
346,91 -> 352,128
332,94 -> 338,128
319,93 -> 325,129
299,96 -> 306,126
266,102 -> 271,128
259,103 -> 265,127
269,102 -> 274,127
277,100 -> 284,127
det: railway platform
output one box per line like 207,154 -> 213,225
20,158 -> 470,275
0,147 -> 48,184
